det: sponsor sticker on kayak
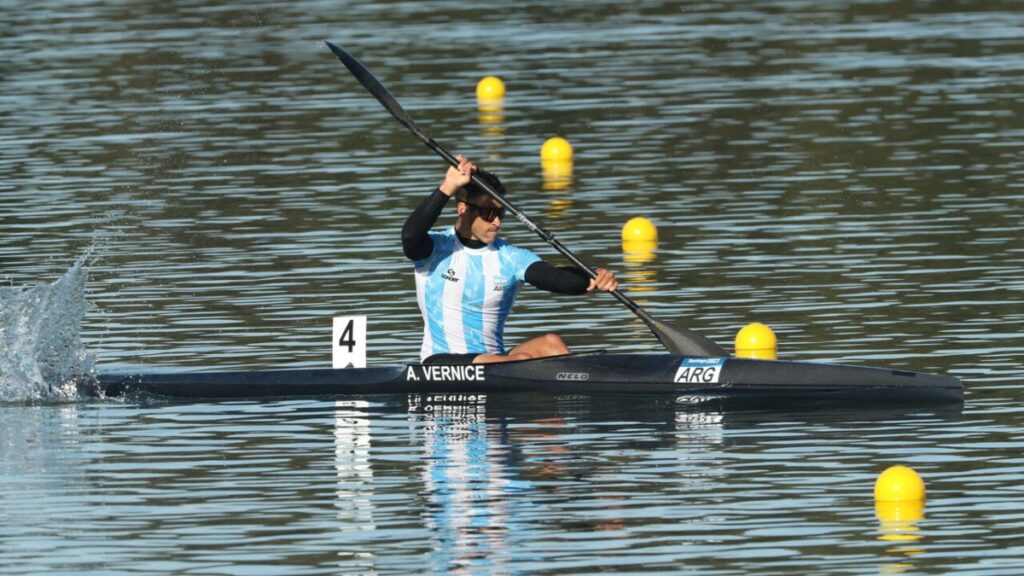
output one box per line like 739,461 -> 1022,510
675,357 -> 725,384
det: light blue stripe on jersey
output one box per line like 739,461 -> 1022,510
461,252 -> 485,353
495,252 -> 521,344
420,243 -> 452,356
429,275 -> 448,357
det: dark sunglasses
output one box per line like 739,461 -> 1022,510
464,201 -> 506,222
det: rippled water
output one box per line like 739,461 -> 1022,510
2,0 -> 1022,573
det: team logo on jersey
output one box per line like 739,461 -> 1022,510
492,275 -> 511,292
441,268 -> 459,282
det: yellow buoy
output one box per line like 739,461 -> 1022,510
540,136 -> 573,162
476,76 -> 506,100
734,322 -> 777,360
621,217 -> 658,242
875,465 -> 926,502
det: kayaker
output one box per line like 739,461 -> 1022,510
402,155 -> 619,364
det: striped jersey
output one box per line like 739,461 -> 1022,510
414,227 -> 540,360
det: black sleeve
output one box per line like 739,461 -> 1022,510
402,188 -> 450,261
524,261 -> 592,295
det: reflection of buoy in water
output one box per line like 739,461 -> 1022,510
476,76 -> 506,101
546,197 -> 573,220
622,240 -> 657,264
541,136 -> 573,161
541,158 -> 573,191
478,101 -> 505,138
876,499 -> 925,547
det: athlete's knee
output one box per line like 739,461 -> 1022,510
540,333 -> 569,354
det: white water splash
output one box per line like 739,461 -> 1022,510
0,255 -> 96,402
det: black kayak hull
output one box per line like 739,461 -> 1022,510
91,354 -> 963,405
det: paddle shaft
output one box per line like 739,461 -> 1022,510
325,41 -> 724,355
436,145 -> 656,323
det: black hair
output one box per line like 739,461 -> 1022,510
456,169 -> 507,204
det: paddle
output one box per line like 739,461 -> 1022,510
325,41 -> 726,357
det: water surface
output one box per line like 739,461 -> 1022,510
2,0 -> 1022,573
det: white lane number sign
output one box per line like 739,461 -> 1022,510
333,316 -> 367,368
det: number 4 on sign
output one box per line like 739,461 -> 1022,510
333,316 -> 366,368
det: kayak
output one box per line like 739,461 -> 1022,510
91,353 -> 963,405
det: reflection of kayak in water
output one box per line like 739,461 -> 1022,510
91,353 -> 962,405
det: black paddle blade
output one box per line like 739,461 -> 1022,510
326,41 -> 460,168
325,41 -> 431,145
649,317 -> 727,357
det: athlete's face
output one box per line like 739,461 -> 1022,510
460,198 -> 503,244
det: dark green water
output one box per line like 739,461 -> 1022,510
2,1 -> 1022,573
